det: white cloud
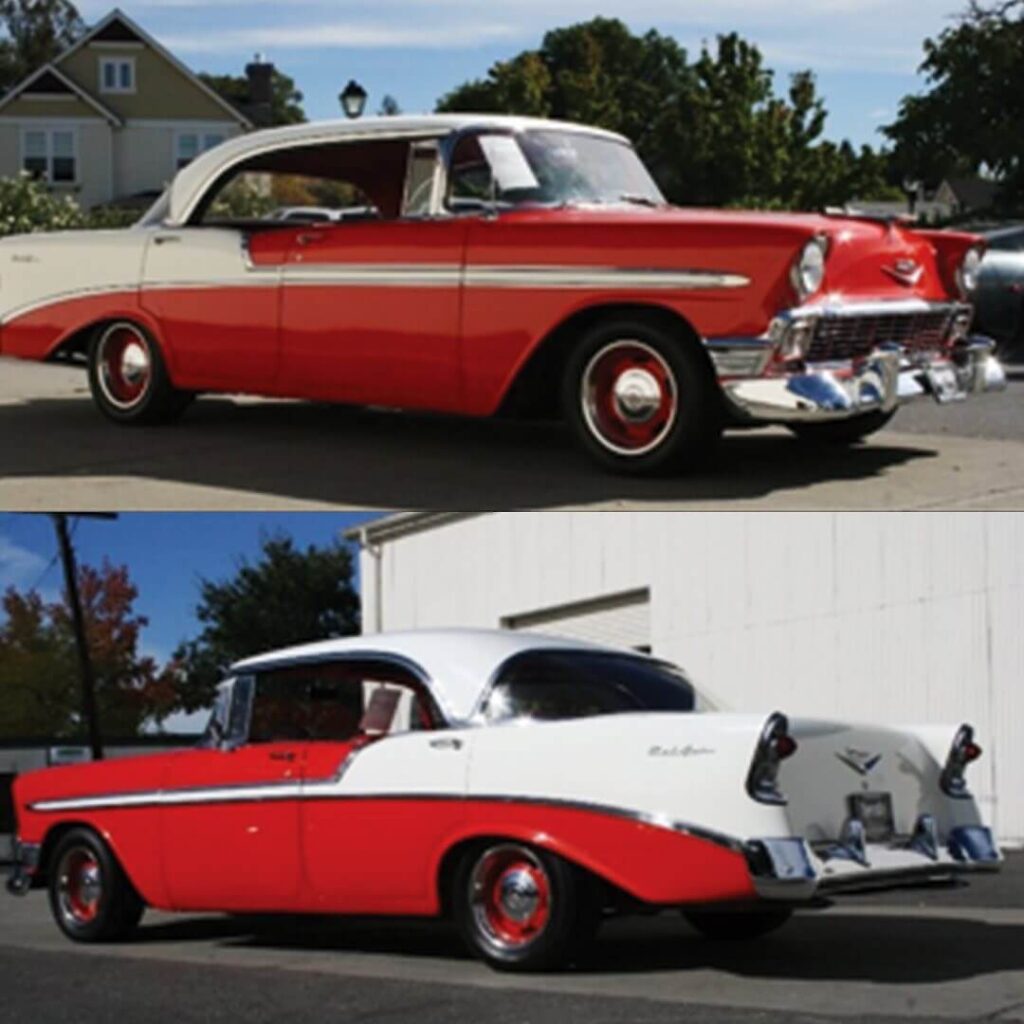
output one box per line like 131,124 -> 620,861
0,535 -> 48,591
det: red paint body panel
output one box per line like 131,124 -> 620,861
1,207 -> 980,416
13,747 -> 754,916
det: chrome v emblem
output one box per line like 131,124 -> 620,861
882,259 -> 924,287
836,748 -> 883,775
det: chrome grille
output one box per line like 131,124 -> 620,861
806,309 -> 955,363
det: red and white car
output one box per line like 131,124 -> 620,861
0,115 -> 1007,474
7,630 -> 1000,970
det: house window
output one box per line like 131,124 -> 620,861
21,128 -> 77,184
99,57 -> 135,94
175,131 -> 226,171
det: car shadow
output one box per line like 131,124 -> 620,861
129,909 -> 1024,984
0,395 -> 938,509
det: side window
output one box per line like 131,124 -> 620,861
448,135 -> 493,212
246,660 -> 437,743
403,142 -> 441,217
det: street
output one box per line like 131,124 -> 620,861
2,856 -> 1023,1024
0,357 -> 1022,511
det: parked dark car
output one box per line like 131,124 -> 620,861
975,225 -> 1024,358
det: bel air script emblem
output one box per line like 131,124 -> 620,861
649,744 -> 715,757
882,259 -> 924,287
836,747 -> 883,776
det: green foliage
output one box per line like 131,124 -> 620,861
0,171 -> 84,235
205,175 -> 275,220
378,94 -> 401,116
200,68 -> 306,126
0,0 -> 84,93
0,173 -> 144,236
0,561 -> 176,740
884,0 -> 1024,207
171,534 -> 360,714
438,18 -> 896,211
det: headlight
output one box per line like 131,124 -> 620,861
956,246 -> 983,297
790,237 -> 828,302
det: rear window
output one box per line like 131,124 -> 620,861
483,650 -> 695,724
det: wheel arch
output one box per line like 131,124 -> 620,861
46,310 -> 174,379
36,819 -> 147,904
497,301 -> 719,419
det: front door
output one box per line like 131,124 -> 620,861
275,217 -> 467,410
160,740 -> 302,911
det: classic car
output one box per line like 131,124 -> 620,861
0,114 -> 1008,474
7,629 -> 1000,971
973,223 -> 1024,358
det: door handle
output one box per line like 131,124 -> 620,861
269,751 -> 296,762
154,235 -> 181,246
295,233 -> 327,246
429,737 -> 463,751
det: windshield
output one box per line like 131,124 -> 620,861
449,130 -> 665,211
483,650 -> 695,724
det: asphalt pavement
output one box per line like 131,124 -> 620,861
2,854 -> 1023,1024
1,357 -> 1022,511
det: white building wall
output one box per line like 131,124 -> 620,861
360,511 -> 1024,845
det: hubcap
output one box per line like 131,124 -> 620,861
470,845 -> 551,951
57,847 -> 102,926
97,324 -> 152,410
581,340 -> 678,456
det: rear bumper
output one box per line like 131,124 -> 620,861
717,336 -> 1006,425
5,840 -> 40,896
747,825 -> 1001,902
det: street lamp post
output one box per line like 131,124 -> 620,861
340,79 -> 368,119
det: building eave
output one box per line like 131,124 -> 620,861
344,512 -> 481,547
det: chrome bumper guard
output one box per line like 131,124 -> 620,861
5,840 -> 39,896
719,336 -> 1006,425
747,825 -> 1001,901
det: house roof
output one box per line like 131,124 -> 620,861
165,114 -> 627,224
0,63 -> 122,125
940,176 -> 1000,210
0,7 -> 251,129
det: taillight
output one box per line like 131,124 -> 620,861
941,723 -> 982,799
747,712 -> 798,805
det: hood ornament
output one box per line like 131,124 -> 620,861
882,259 -> 923,287
836,747 -> 883,775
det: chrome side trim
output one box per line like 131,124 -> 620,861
26,784 -> 742,850
464,266 -> 750,290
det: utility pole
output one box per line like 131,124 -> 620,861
51,513 -> 117,761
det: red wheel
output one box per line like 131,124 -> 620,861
580,340 -> 678,457
47,828 -> 143,942
472,845 -> 552,951
56,847 -> 102,926
564,317 -> 721,475
453,842 -> 599,971
87,321 -> 192,425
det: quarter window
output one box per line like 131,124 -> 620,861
21,128 -> 76,183
99,57 -> 135,93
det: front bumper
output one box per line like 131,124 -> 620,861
719,336 -> 1006,425
5,840 -> 40,896
747,825 -> 1001,902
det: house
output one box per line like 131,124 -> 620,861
0,8 -> 260,211
933,176 -> 1001,217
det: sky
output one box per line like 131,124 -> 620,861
71,0 -> 968,148
0,512 -> 381,670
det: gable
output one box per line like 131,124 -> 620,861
0,64 -> 120,123
0,93 -> 105,120
53,10 -> 249,126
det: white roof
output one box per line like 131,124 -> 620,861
231,627 -> 622,722
166,114 -> 628,226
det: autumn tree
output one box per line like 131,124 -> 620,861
438,18 -> 898,210
0,0 -> 84,93
200,68 -> 306,126
171,535 -> 360,714
0,561 -> 176,740
884,0 -> 1024,206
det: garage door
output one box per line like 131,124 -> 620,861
502,588 -> 651,651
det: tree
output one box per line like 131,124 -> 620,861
885,0 -> 1024,205
378,94 -> 401,116
437,18 -> 895,210
171,535 -> 360,714
0,0 -> 84,93
0,561 -> 176,739
200,68 -> 306,126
